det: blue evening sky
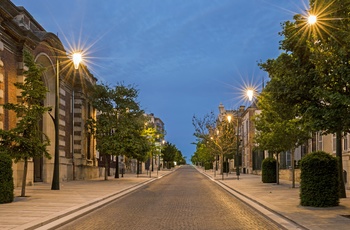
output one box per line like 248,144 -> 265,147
11,0 -> 308,161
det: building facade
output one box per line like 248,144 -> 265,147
145,113 -> 165,170
218,102 -> 350,189
0,0 -> 98,187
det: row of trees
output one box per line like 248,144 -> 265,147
85,82 -> 186,177
255,0 -> 349,198
85,82 -> 156,179
0,50 -> 184,197
191,1 -> 349,200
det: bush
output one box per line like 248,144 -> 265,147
262,157 -> 276,183
300,151 -> 339,207
204,162 -> 212,170
0,153 -> 14,203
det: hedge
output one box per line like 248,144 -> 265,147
262,157 -> 276,183
300,151 -> 339,207
0,153 -> 14,204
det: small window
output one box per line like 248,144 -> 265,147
344,134 -> 348,151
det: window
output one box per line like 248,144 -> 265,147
317,132 -> 323,151
344,134 -> 348,151
333,134 -> 336,152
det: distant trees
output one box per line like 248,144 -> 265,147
191,112 -> 236,171
162,142 -> 185,168
0,50 -> 51,196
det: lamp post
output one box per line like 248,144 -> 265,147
51,52 -> 82,190
227,114 -> 240,180
210,136 -> 216,177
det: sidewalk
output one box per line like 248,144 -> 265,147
0,170 -> 173,230
2,167 -> 350,230
198,168 -> 350,230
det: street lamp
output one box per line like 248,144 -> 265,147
51,51 -> 82,190
246,89 -> 254,102
308,14 -> 317,25
210,136 -> 216,177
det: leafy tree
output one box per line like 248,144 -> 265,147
191,142 -> 212,167
110,83 -> 146,178
142,124 -> 164,174
192,112 -> 237,174
0,50 -> 50,196
162,142 -> 181,169
258,0 -> 350,197
255,87 -> 310,186
86,83 -> 114,180
174,149 -> 186,165
86,82 -> 148,179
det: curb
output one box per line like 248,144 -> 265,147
16,171 -> 174,230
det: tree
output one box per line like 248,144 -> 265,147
86,82 -> 147,179
142,125 -> 163,174
110,83 -> 145,178
255,88 -> 310,186
192,112 -> 237,174
162,142 -> 181,169
191,142 -> 212,167
86,83 -> 114,180
258,0 -> 350,197
0,50 -> 50,197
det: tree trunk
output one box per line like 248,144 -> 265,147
136,159 -> 139,177
107,156 -> 111,176
104,153 -> 108,180
336,130 -> 346,198
291,148 -> 295,188
21,157 -> 28,197
115,155 -> 119,178
276,153 -> 279,185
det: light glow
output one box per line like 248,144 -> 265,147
72,52 -> 82,69
247,89 -> 254,101
308,14 -> 317,25
227,115 -> 232,123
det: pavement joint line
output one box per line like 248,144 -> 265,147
196,168 -> 308,230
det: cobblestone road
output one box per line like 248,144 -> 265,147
58,166 -> 282,230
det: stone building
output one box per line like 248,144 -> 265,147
0,0 -> 98,187
218,102 -> 350,189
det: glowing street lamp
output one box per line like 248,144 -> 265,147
246,89 -> 254,102
51,51 -> 82,190
73,52 -> 82,70
308,14 -> 317,25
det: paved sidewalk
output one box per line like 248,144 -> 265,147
198,168 -> 350,230
0,170 -> 173,230
2,167 -> 350,230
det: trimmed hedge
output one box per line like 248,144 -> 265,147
204,162 -> 212,170
262,157 -> 276,183
300,151 -> 339,207
0,153 -> 14,203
